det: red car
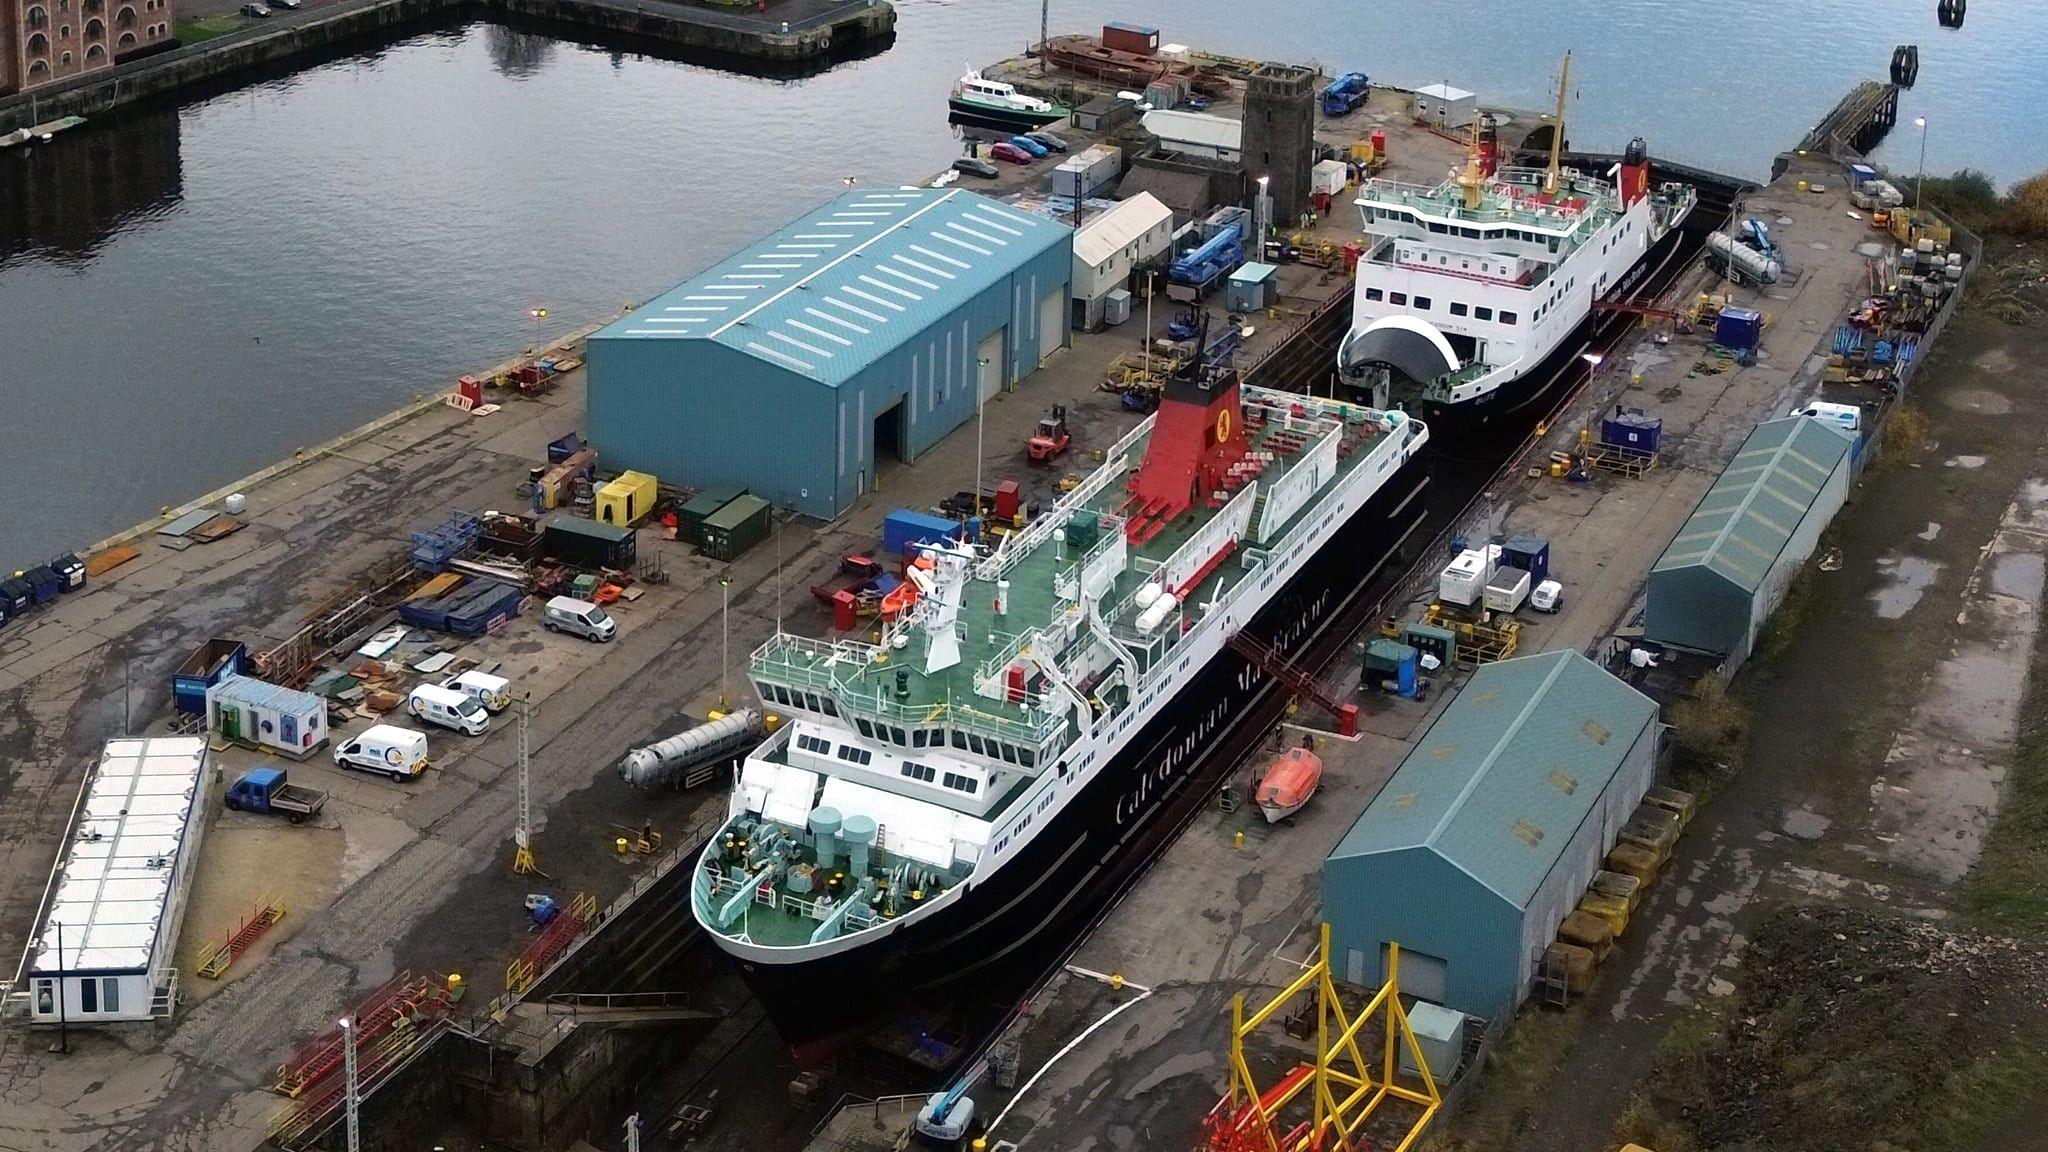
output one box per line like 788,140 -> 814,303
990,142 -> 1033,165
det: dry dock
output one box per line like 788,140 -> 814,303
806,121 -> 1955,1152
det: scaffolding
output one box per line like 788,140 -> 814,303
1205,926 -> 1441,1152
1421,604 -> 1521,666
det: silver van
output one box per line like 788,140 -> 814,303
543,595 -> 616,642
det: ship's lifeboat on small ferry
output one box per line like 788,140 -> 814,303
1255,746 -> 1324,823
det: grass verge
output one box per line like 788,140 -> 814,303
1962,664 -> 2048,933
175,15 -> 244,43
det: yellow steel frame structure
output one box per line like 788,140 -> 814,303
1221,926 -> 1441,1152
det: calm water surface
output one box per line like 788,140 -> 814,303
2,0 -> 2041,570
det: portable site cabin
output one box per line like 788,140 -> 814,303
1412,84 -> 1477,130
206,675 -> 329,760
26,737 -> 212,1025
596,470 -> 659,527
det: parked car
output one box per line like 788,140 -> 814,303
268,0 -> 301,9
952,156 -> 1000,179
239,3 -> 272,16
1024,130 -> 1069,153
1007,134 -> 1049,158
991,142 -> 1033,165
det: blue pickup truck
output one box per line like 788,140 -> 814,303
225,766 -> 329,825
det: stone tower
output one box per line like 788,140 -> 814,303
1243,62 -> 1318,223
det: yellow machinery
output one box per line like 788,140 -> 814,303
1422,602 -> 1520,665
1206,926 -> 1441,1152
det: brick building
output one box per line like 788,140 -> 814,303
3,0 -> 171,95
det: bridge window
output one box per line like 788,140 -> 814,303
1450,302 -> 1468,317
1365,288 -> 1382,302
1389,292 -> 1406,306
1500,311 -> 1518,326
1020,746 -> 1036,768
856,718 -> 875,739
902,762 -> 936,783
941,771 -> 977,794
836,745 -> 873,767
1474,306 -> 1493,321
912,729 -> 928,748
1413,296 -> 1431,311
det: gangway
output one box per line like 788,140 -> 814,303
196,898 -> 286,979
1228,632 -> 1359,737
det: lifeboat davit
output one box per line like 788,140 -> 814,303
1255,747 -> 1324,823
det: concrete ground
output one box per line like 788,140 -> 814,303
797,154 -> 1923,1152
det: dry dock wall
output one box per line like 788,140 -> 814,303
0,0 -> 894,135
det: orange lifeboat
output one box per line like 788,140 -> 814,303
1255,747 -> 1323,824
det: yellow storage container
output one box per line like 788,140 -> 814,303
1645,785 -> 1696,828
1606,842 -> 1660,887
1559,911 -> 1614,961
1545,942 -> 1596,994
596,470 -> 659,527
1591,869 -> 1644,912
1578,891 -> 1631,938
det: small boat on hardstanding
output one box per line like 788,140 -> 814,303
692,324 -> 1431,1044
948,70 -> 1069,132
1335,53 -> 1696,445
1255,745 -> 1323,823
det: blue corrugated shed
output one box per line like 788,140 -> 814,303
588,189 -> 1074,520
1646,416 -> 1855,661
1323,651 -> 1659,1019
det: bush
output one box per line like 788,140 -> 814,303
1667,674 -> 1747,791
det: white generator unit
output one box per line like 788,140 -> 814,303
1483,568 -> 1531,613
1437,546 -> 1500,607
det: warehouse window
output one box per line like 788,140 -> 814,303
80,980 -> 97,1013
101,978 -> 119,1013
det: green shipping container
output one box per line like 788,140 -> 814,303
677,487 -> 745,548
700,494 -> 771,562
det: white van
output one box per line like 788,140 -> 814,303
442,669 -> 512,713
543,595 -> 617,643
408,683 -> 491,736
1796,400 -> 1862,436
334,724 -> 432,781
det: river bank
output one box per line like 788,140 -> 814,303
0,0 -> 893,136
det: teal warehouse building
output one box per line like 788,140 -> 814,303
587,188 -> 1074,520
1322,651 -> 1660,1023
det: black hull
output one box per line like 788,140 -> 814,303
947,99 -> 1066,133
731,453 -> 1432,1045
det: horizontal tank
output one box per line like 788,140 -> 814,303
618,709 -> 767,788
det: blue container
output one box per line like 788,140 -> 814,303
23,565 -> 61,604
1716,306 -> 1764,352
1501,533 -> 1550,585
883,509 -> 965,557
173,638 -> 248,715
0,577 -> 31,618
1600,411 -> 1663,455
546,432 -> 584,464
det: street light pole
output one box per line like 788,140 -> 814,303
340,1016 -> 360,1152
1913,115 -> 1929,211
1255,175 -> 1271,263
974,357 -> 990,514
1143,271 -> 1155,381
719,578 -> 732,709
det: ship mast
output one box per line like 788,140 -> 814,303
1544,50 -> 1572,195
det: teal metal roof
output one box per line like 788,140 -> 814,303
1329,651 -> 1658,908
593,189 -> 1071,388
1650,417 -> 1855,594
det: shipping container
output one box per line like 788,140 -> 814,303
1500,533 -> 1550,584
596,470 -> 659,527
1101,21 -> 1159,54
883,509 -> 967,557
1600,411 -> 1663,455
544,514 -> 639,571
1046,145 -> 1123,200
678,487 -> 745,548
173,638 -> 248,716
1715,306 -> 1764,352
701,494 -> 772,563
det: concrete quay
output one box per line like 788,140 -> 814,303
0,0 -> 895,136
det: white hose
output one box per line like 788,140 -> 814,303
982,982 -> 1157,1142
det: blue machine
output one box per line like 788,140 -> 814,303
1169,226 -> 1244,297
1716,307 -> 1764,352
913,1056 -> 988,1144
1739,217 -> 1777,260
1320,71 -> 1370,115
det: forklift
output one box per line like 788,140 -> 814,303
1027,405 -> 1072,464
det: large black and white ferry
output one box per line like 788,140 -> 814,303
690,341 -> 1430,1041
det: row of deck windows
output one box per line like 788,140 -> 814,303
1366,287 -> 1517,326
758,681 -> 840,718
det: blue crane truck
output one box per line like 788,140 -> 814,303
1321,71 -> 1370,115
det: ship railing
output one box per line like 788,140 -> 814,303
835,687 -> 1061,747
973,628 -> 1035,686
751,633 -> 877,692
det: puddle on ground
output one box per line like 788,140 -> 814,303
1974,346 -> 2019,373
1782,807 -> 1831,840
1947,455 -> 1986,469
1918,522 -> 1942,541
1856,241 -> 1886,257
1871,555 -> 1942,618
2024,479 -> 2048,505
1941,387 -> 2013,414
1989,551 -> 2046,602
